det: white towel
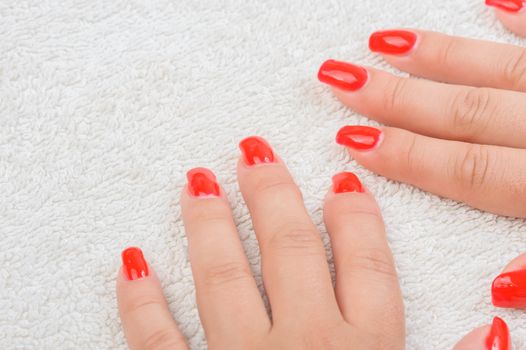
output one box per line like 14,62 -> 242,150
2,0 -> 526,349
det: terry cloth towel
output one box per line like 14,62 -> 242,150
1,0 -> 526,349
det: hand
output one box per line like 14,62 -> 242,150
318,29 -> 526,218
115,137 -> 404,349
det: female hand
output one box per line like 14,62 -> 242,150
115,137 -> 405,349
317,28 -> 526,218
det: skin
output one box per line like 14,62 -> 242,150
118,155 -> 404,349
115,11 -> 526,350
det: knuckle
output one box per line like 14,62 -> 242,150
346,248 -> 397,279
252,176 -> 303,201
143,328 -> 186,350
402,133 -> 420,176
453,144 -> 492,190
187,205 -> 231,226
503,48 -> 526,91
383,77 -> 409,112
267,224 -> 323,257
449,88 -> 492,140
121,295 -> 166,318
204,262 -> 252,288
437,35 -> 456,67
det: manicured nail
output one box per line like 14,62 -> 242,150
122,247 -> 149,281
486,317 -> 511,350
186,167 -> 220,197
369,30 -> 418,55
485,0 -> 525,12
239,136 -> 276,166
492,269 -> 526,308
318,59 -> 368,91
336,125 -> 382,150
332,172 -> 365,194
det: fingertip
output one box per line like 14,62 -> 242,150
453,324 -> 491,350
324,172 -> 381,220
454,317 -> 512,350
330,171 -> 366,195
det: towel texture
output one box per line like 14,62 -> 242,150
2,0 -> 526,348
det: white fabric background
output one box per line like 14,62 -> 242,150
2,0 -> 526,349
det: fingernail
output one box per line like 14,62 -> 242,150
239,136 -> 276,166
492,269 -> 526,308
485,0 -> 525,12
332,172 -> 365,193
486,317 -> 511,350
318,59 -> 368,91
369,30 -> 418,55
336,125 -> 382,151
186,167 -> 220,197
122,247 -> 149,281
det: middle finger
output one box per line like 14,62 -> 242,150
236,136 -> 341,323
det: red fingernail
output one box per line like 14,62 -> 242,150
318,59 -> 368,91
336,125 -> 382,151
369,30 -> 418,55
186,167 -> 220,197
486,317 -> 511,350
492,269 -> 526,308
485,0 -> 525,12
332,172 -> 365,194
239,136 -> 276,166
122,247 -> 149,281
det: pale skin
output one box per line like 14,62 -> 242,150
116,11 -> 526,350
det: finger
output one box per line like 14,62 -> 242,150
117,247 -> 188,350
180,168 -> 270,346
368,29 -> 526,92
486,0 -> 526,37
335,125 -> 526,218
324,172 -> 404,347
236,136 -> 340,322
453,317 -> 511,350
319,61 -> 526,148
492,252 -> 526,308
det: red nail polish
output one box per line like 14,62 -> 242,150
492,269 -> 526,308
332,172 -> 365,194
122,247 -> 149,281
239,136 -> 276,166
486,0 -> 525,12
369,30 -> 418,55
486,317 -> 511,350
186,167 -> 220,197
318,59 -> 368,91
336,125 -> 382,150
